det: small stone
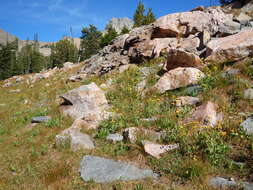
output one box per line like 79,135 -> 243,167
0,104 -> 6,107
123,127 -> 165,143
139,67 -> 155,77
240,116 -> 253,135
142,141 -> 179,159
31,116 -> 51,123
9,89 -> 21,93
140,117 -> 157,122
68,74 -> 87,82
56,128 -> 95,151
209,177 -> 237,189
106,133 -> 123,142
244,89 -> 253,99
221,68 -> 240,78
186,85 -> 203,96
136,80 -> 147,92
175,96 -> 200,107
79,156 -> 157,183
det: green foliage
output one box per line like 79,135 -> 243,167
134,1 -> 145,27
100,25 -> 118,48
144,8 -> 156,25
133,1 -> 156,27
51,38 -> 78,68
121,26 -> 130,35
0,39 -> 18,80
80,24 -> 102,60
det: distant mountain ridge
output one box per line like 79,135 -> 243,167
0,29 -> 81,57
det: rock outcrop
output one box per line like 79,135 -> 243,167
78,6 -> 253,76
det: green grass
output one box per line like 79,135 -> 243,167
1,58 -> 253,189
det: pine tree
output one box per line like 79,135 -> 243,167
133,1 -> 156,27
133,1 -> 145,27
0,40 -> 18,80
100,25 -> 118,48
30,50 -> 44,73
144,8 -> 156,25
80,24 -> 102,60
50,38 -> 78,68
121,26 -> 130,35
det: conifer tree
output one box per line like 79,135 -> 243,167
144,8 -> 156,25
0,39 -> 18,80
133,1 -> 156,27
100,25 -> 118,48
80,24 -> 102,60
133,1 -> 145,27
121,26 -> 130,35
51,38 -> 78,68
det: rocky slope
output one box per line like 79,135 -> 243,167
1,3 -> 253,190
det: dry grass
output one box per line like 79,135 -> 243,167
0,58 -> 253,189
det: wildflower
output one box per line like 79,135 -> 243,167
220,131 -> 227,136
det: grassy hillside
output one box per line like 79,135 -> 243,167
0,57 -> 253,190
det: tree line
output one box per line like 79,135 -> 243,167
0,1 -> 155,80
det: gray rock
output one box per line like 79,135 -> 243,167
244,89 -> 253,99
136,80 -> 147,92
139,67 -> 155,77
186,85 -> 203,96
9,89 -> 21,93
59,83 -> 110,129
140,117 -> 157,122
240,116 -> 253,135
106,133 -> 123,142
217,20 -> 241,37
105,17 -> 134,34
209,177 -> 237,189
79,156 -> 157,183
56,128 -> 95,151
242,182 -> 253,190
32,116 -> 51,123
221,68 -> 240,78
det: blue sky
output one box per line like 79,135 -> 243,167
0,0 -> 219,42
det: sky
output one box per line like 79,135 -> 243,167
0,0 -> 220,42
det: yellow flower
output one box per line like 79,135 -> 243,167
220,131 -> 227,136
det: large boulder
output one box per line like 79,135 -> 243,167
185,101 -> 222,127
59,83 -> 110,129
152,67 -> 205,93
152,7 -> 234,38
128,37 -> 201,60
205,29 -> 253,63
165,49 -> 202,71
80,156 -> 157,183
